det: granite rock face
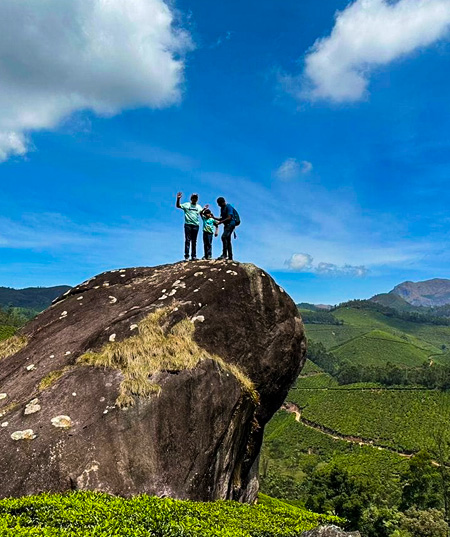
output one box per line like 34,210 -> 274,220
0,261 -> 306,501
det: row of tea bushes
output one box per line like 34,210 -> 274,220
0,491 -> 343,536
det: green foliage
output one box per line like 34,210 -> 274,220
371,293 -> 421,313
335,299 -> 450,326
305,324 -> 367,350
333,331 -> 431,368
261,299 -> 450,536
0,307 -> 36,329
0,286 -> 70,311
0,325 -> 16,341
305,341 -> 340,376
289,387 -> 450,453
297,303 -> 325,312
300,360 -> 324,375
260,411 -> 407,502
333,307 -> 450,351
397,508 -> 448,537
300,310 -> 343,325
400,452 -> 442,511
0,491 -> 342,536
295,373 -> 338,389
305,464 -> 374,529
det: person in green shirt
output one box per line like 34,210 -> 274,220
176,192 -> 202,261
200,207 -> 219,259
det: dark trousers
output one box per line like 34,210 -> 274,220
203,232 -> 213,259
184,224 -> 199,258
221,224 -> 235,259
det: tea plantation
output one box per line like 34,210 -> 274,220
0,491 -> 342,536
289,386 -> 450,453
260,301 -> 450,536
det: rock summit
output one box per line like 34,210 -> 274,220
0,261 -> 305,501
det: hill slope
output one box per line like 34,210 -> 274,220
262,301 -> 450,535
392,278 -> 450,307
0,286 -> 71,311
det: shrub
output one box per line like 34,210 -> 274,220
0,491 -> 343,536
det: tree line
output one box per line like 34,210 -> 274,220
307,341 -> 450,390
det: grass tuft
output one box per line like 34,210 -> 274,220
78,308 -> 257,407
0,335 -> 27,361
38,367 -> 72,392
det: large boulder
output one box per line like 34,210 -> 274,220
0,261 -> 305,501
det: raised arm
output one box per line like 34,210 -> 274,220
176,192 -> 183,209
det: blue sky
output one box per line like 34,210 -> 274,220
1,0 -> 450,304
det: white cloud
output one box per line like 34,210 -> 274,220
274,158 -> 313,180
286,253 -> 314,271
0,0 -> 192,161
299,0 -> 450,102
285,253 -> 369,277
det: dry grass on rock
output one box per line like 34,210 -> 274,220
0,335 -> 27,361
78,309 -> 257,408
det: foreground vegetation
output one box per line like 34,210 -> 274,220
0,491 -> 342,536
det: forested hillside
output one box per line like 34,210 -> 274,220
0,286 -> 70,311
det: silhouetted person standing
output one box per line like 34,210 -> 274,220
216,197 -> 238,260
176,192 -> 202,261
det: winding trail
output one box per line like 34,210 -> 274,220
282,402 -> 418,461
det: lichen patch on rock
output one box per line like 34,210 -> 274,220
51,415 -> 73,429
24,399 -> 41,415
11,429 -> 36,440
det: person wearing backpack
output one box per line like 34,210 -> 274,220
215,197 -> 240,261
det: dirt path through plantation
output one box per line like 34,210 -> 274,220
282,402 -> 446,467
282,401 -> 416,459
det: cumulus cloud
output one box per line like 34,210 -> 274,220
274,158 -> 313,180
0,0 -> 192,161
285,253 -> 314,271
285,253 -> 368,277
299,0 -> 450,102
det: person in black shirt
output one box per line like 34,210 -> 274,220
215,197 -> 236,260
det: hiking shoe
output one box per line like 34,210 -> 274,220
217,255 -> 227,260
191,257 -> 198,261
183,257 -> 189,262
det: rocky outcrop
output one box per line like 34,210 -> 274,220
0,261 -> 305,501
301,527 -> 361,537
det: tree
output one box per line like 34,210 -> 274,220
401,451 -> 442,511
305,464 -> 374,529
398,508 -> 448,537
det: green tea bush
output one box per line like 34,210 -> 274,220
0,491 -> 343,536
0,324 -> 15,341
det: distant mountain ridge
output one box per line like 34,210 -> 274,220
0,285 -> 71,311
391,278 -> 450,307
